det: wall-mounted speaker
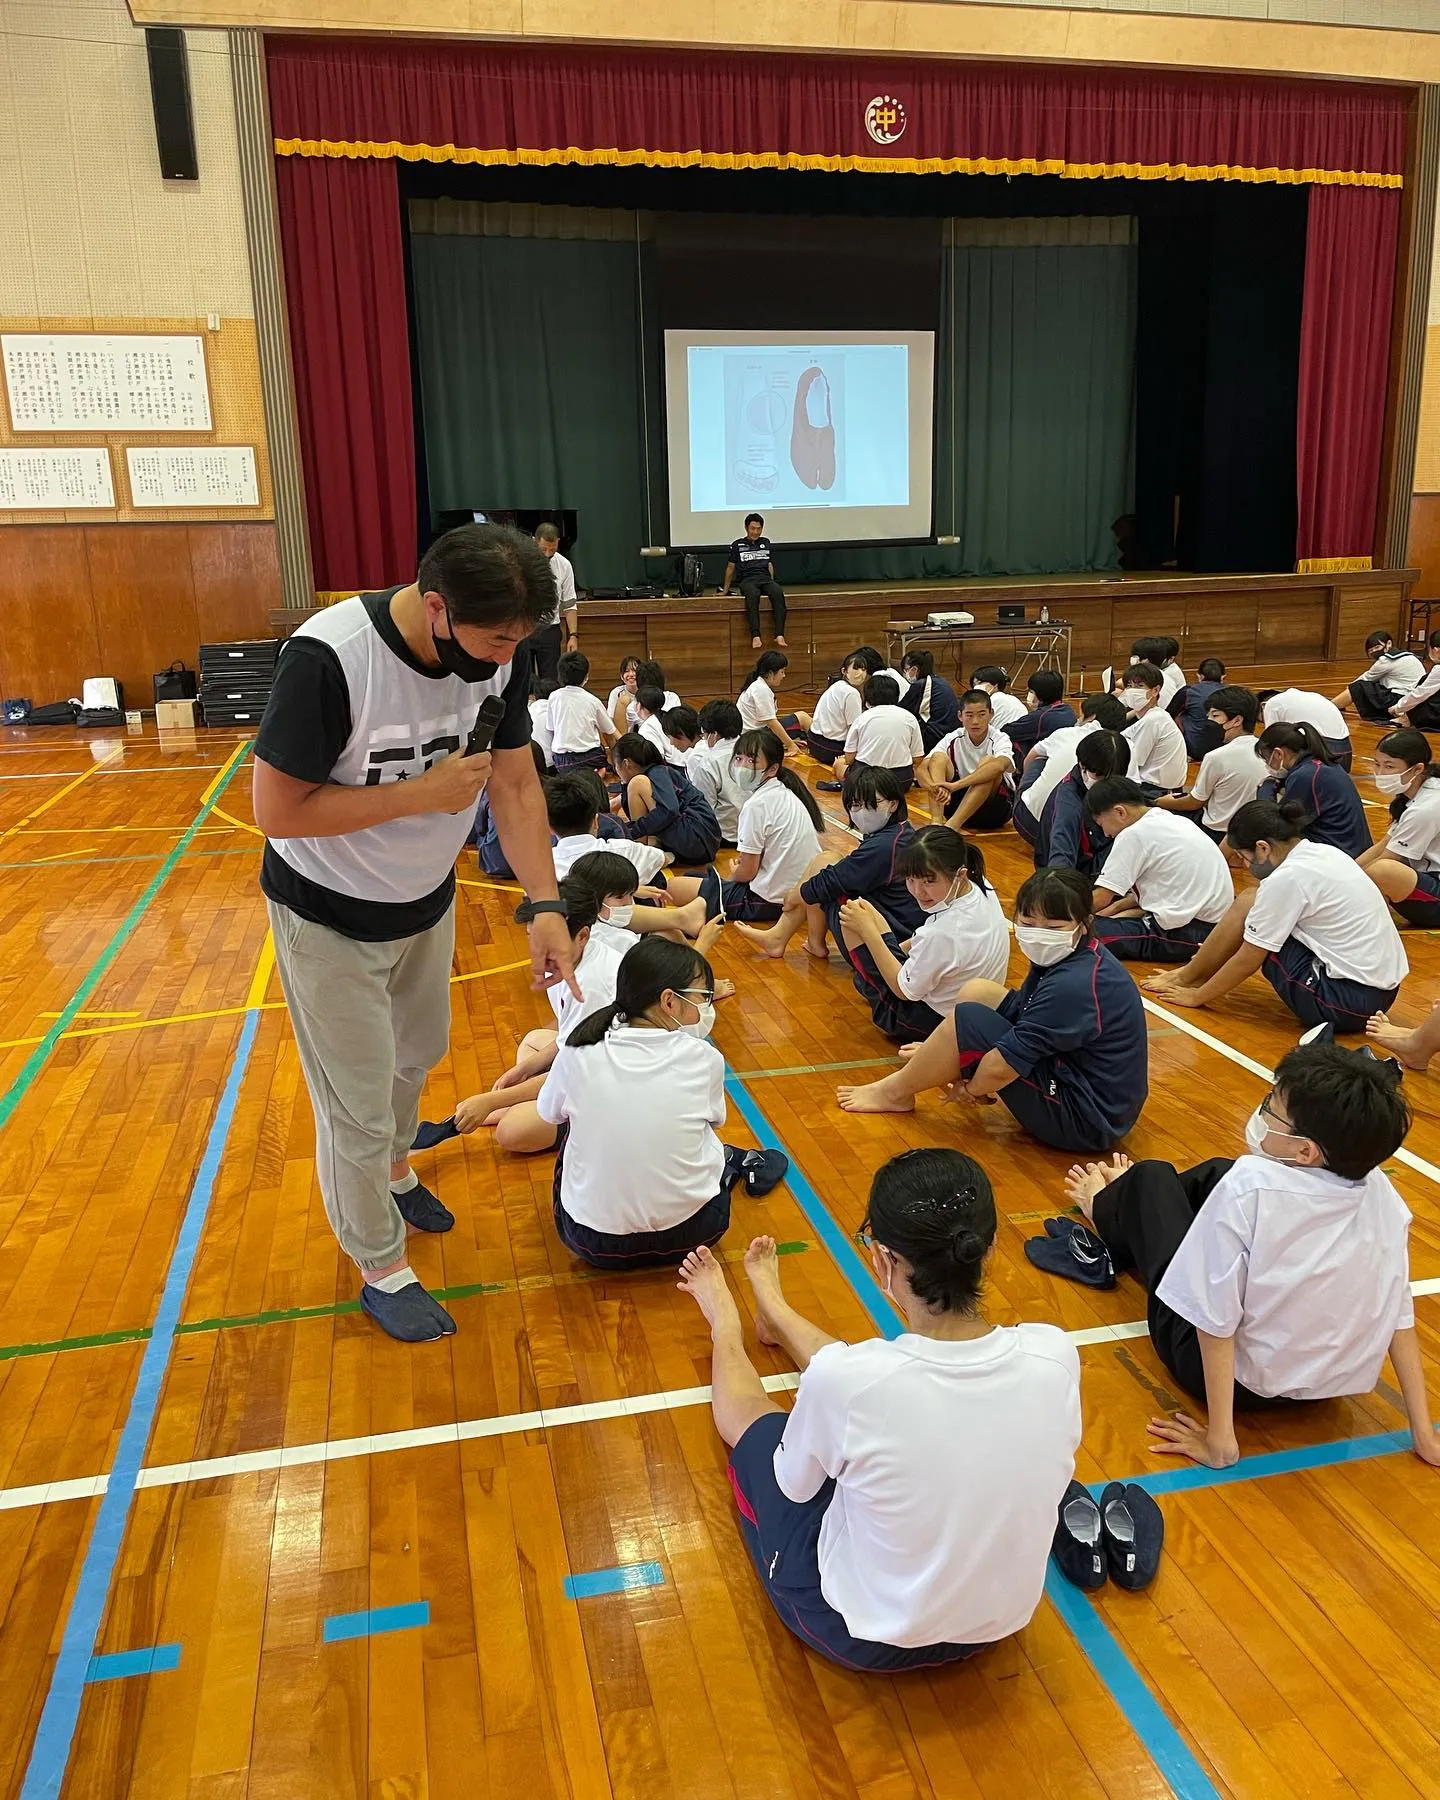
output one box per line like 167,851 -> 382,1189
145,28 -> 198,182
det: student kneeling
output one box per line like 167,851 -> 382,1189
1085,779 -> 1234,963
538,938 -> 747,1269
1065,1042 -> 1439,1470
678,1148 -> 1081,1669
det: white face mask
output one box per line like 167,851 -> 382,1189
916,874 -> 961,914
1120,687 -> 1149,711
602,902 -> 634,929
732,765 -> 765,795
850,804 -> 893,835
1015,923 -> 1081,966
1081,770 -> 1099,789
1243,1105 -> 1307,1163
676,994 -> 715,1040
1374,770 -> 1411,797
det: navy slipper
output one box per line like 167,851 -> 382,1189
1100,1481 -> 1164,1590
393,1180 -> 454,1233
412,1117 -> 459,1151
360,1280 -> 457,1342
741,1149 -> 789,1197
1024,1221 -> 1116,1288
1051,1480 -> 1107,1590
816,779 -> 844,793
721,1144 -> 749,1193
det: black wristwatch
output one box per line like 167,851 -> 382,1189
514,896 -> 569,924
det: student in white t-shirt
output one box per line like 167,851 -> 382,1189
540,937 -> 753,1268
663,729 -> 824,928
677,1146 -> 1081,1669
634,683 -> 689,767
688,700 -> 747,845
546,770 -> 669,885
1121,662 -> 1189,791
737,649 -> 796,758
835,826 -> 1011,1042
1085,779 -> 1234,963
921,689 -> 1014,829
1356,727 -> 1440,927
1128,634 -> 1187,704
1146,800 -> 1408,1031
793,660 -> 868,765
969,665 -> 1029,733
1157,684 -> 1262,842
528,683 -> 556,767
1261,686 -> 1352,768
608,656 -> 679,736
1066,1041 -> 1438,1471
547,651 -> 618,772
827,677 -> 925,792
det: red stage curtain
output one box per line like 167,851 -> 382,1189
1296,184 -> 1401,572
274,152 -> 415,593
266,38 -> 1406,188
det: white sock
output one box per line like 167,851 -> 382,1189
367,1266 -> 419,1294
391,1169 -> 419,1194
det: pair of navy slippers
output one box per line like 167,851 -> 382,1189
1052,1480 -> 1164,1591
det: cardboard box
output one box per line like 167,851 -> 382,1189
155,699 -> 197,730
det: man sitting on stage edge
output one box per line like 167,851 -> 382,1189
722,513 -> 788,651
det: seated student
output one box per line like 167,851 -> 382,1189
614,733 -> 723,867
899,648 -> 961,750
920,689 -> 1014,829
1012,694 -> 1129,848
546,652 -> 618,772
824,678 -> 926,793
662,704 -> 701,766
1157,684 -> 1262,844
605,654 -> 641,730
839,867 -> 1148,1154
1084,779 -> 1235,963
688,700 -> 746,846
546,770 -> 670,884
565,849 -> 709,950
844,644 -> 905,703
735,766 -> 923,960
1333,628 -> 1426,725
609,656 -> 679,737
1064,1043 -> 1438,1472
969,665 -> 1029,733
1146,800 -> 1407,1031
665,729 -> 824,926
1254,721 -> 1371,858
1356,728 -> 1440,925
1034,729 -> 1130,876
1130,634 -> 1188,705
634,685 -> 688,767
1260,685 -> 1352,770
793,660 -> 866,765
529,677 -> 556,768
1388,628 -> 1440,729
1167,657 -> 1226,759
833,828 -> 1010,1042
1005,669 -> 1077,761
1121,662 -> 1190,793
721,512 -> 787,650
738,650 -> 795,757
539,938 -> 751,1269
677,1149 -> 1082,1671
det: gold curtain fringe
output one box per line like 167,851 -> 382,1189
1296,556 -> 1374,573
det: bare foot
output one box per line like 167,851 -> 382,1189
667,897 -> 708,936
837,1075 -> 915,1114
734,920 -> 789,959
897,1042 -> 923,1060
695,918 -> 725,957
713,978 -> 736,1001
803,935 -> 830,959
1367,1012 -> 1430,1071
1063,1153 -> 1133,1222
677,1245 -> 742,1337
776,636 -> 789,649
751,636 -> 763,651
744,1236 -> 785,1346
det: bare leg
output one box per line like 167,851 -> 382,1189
663,876 -> 706,907
1365,857 -> 1422,907
945,774 -> 1005,831
678,1246 -> 783,1448
957,977 -> 1009,1009
801,900 -> 832,958
1368,1000 -> 1440,1071
919,751 -> 951,822
1063,1154 -> 1134,1223
838,1008 -> 965,1112
630,897 -> 708,939
626,774 -> 654,820
735,903 -> 806,958
793,710 -> 813,733
1148,889 -> 1255,993
455,1074 -> 546,1132
493,1101 -> 560,1153
744,1237 -> 843,1367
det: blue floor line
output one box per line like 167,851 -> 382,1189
323,1601 -> 430,1643
85,1644 -> 182,1683
563,1561 -> 666,1600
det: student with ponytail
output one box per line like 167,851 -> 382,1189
737,649 -> 796,756
538,938 -> 764,1269
1146,800 -> 1407,1031
677,1147 -> 1081,1669
1356,728 -> 1440,924
1254,721 -> 1371,858
613,732 -> 723,866
1033,728 -> 1129,876
832,826 -> 1009,1041
664,730 -> 823,926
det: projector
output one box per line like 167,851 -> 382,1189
926,610 -> 975,628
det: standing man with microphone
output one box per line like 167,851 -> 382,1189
252,524 -> 578,1342
529,521 -> 579,685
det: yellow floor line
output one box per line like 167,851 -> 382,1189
456,878 -> 524,894
244,932 -> 275,1010
0,748 -> 124,844
209,805 -> 264,839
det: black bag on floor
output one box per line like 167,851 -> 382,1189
153,661 -> 197,702
23,701 -> 78,726
76,707 -> 126,727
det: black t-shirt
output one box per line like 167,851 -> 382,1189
729,537 -> 775,587
256,588 -> 533,941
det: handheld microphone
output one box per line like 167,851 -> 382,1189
466,695 -> 507,756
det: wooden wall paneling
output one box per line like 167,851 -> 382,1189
1190,594 -> 1258,666
1332,582 -> 1407,662
575,618 -> 638,698
730,614 -> 770,690
1410,495 -> 1440,605
0,528 -> 103,704
85,526 -> 200,709
187,525 -> 283,647
646,614 -> 732,702
1059,599 -> 1112,680
807,602 -> 892,683
1109,598 -> 1188,668
1256,587 -> 1329,658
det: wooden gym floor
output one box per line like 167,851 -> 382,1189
0,664 -> 1438,1800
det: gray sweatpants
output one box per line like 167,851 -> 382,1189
268,898 -> 455,1274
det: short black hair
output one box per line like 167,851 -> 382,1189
1273,1042 -> 1409,1181
614,730 -> 663,770
744,512 -> 764,528
1130,635 -> 1170,665
970,665 -> 1009,690
1126,661 -> 1164,692
960,688 -> 993,711
842,762 -> 910,824
1198,658 -> 1227,683
535,521 -> 561,544
1084,776 -> 1148,819
557,650 -> 590,687
1027,669 -> 1064,705
1207,684 -> 1259,731
416,523 -> 555,630
902,648 -> 935,678
698,698 -> 742,740
635,684 -> 666,716
1080,694 -> 1129,730
861,1148 -> 997,1314
543,771 -> 600,836
663,704 -> 700,744
862,675 -> 896,709
1075,730 -> 1130,780
1225,797 -> 1310,851
844,645 -> 885,675
1364,629 -> 1393,653
635,658 -> 665,692
1013,866 -> 1094,925
567,849 -> 641,905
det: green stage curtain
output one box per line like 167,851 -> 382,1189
410,228 -> 651,589
950,239 -> 1136,575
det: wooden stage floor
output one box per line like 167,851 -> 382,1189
0,670 -> 1438,1799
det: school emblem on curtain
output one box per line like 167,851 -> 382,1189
864,95 -> 908,146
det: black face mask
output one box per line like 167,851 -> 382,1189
432,603 -> 499,682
